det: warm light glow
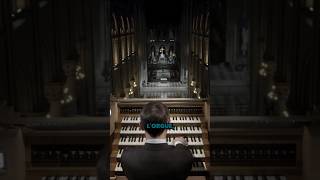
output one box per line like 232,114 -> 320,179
190,81 -> 196,87
259,68 -> 267,77
267,91 -> 274,99
282,110 -> 289,118
128,87 -> 134,95
193,88 -> 197,94
63,88 -> 69,94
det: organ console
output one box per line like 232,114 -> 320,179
110,98 -> 211,179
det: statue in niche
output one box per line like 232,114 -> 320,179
159,46 -> 167,64
239,17 -> 248,57
149,45 -> 157,64
168,46 -> 176,64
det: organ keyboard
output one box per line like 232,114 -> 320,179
110,98 -> 211,179
121,116 -> 202,124
117,136 -> 204,146
114,161 -> 207,173
119,125 -> 202,134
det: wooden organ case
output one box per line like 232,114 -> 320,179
22,118 -> 107,180
210,117 -> 304,180
110,98 -> 211,179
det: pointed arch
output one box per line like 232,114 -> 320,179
205,12 -> 210,35
120,16 -> 125,34
112,13 -> 118,35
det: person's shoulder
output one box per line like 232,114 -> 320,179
121,146 -> 144,164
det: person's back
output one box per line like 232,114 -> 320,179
120,102 -> 193,180
121,143 -> 193,180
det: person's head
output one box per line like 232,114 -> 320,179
140,102 -> 170,138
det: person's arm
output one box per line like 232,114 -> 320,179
173,137 -> 193,162
173,137 -> 194,179
120,147 -> 128,173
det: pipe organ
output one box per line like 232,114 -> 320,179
110,98 -> 211,179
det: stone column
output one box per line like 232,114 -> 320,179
62,60 -> 77,116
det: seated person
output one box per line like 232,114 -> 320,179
121,102 -> 193,180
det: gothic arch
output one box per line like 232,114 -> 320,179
112,13 -> 118,36
205,12 -> 210,35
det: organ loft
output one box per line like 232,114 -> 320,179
0,0 -> 320,180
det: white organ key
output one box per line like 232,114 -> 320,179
115,162 -> 123,172
117,149 -> 123,158
41,177 -> 47,180
202,161 -> 207,170
235,176 -> 241,180
214,176 -> 223,180
71,176 -> 77,180
80,176 -> 86,180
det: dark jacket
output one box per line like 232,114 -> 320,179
121,143 -> 193,180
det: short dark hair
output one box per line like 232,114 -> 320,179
140,102 -> 169,137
